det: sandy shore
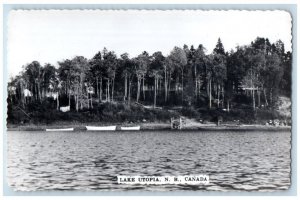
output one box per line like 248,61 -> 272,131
6,120 -> 291,132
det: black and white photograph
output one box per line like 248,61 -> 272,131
5,9 -> 292,192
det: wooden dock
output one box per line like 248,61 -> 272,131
170,116 -> 186,130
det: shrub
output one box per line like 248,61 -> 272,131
181,107 -> 199,118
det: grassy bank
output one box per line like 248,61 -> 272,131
7,100 -> 291,130
8,101 -> 177,125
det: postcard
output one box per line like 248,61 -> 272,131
6,9 -> 292,193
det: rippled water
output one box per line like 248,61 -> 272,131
7,130 -> 291,192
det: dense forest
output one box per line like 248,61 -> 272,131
7,37 -> 291,125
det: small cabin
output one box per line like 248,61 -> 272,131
24,89 -> 33,97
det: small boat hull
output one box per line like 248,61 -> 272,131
86,126 -> 116,131
120,126 -> 141,131
46,128 -> 74,132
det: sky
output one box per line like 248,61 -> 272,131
7,10 -> 292,77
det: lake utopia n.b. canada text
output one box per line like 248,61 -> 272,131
7,130 -> 291,192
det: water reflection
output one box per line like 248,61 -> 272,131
7,131 -> 291,191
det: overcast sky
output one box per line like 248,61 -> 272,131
7,10 -> 292,77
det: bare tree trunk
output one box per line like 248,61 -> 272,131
20,83 -> 25,107
251,70 -> 255,111
56,92 -> 59,110
263,88 -> 268,106
24,83 -> 27,105
91,92 -> 93,108
76,88 -> 79,112
252,88 -> 256,111
195,66 -> 197,100
89,93 -> 92,109
100,77 -> 103,102
105,86 -> 108,102
164,68 -> 168,102
154,77 -> 157,107
112,77 -> 115,102
128,79 -> 132,104
137,77 -> 141,102
227,99 -> 230,112
209,79 -> 212,109
37,82 -> 41,102
38,84 -> 41,102
168,72 -> 171,100
96,77 -> 99,102
160,78 -> 162,94
181,70 -> 184,104
76,93 -> 79,111
87,93 -> 90,109
90,92 -> 93,108
175,77 -> 179,95
80,82 -> 83,110
257,89 -> 261,107
157,78 -> 159,97
142,75 -> 145,100
222,85 -> 224,108
217,84 -> 220,108
41,86 -> 44,99
124,74 -> 127,100
195,77 -> 198,100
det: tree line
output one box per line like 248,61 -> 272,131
8,37 -> 291,113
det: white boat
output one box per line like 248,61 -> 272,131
86,125 -> 116,131
120,126 -> 141,131
46,128 -> 74,132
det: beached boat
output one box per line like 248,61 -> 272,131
86,125 -> 116,131
120,126 -> 141,131
46,128 -> 74,132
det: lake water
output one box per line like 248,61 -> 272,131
6,130 -> 291,192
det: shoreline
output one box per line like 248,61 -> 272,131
6,122 -> 291,132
